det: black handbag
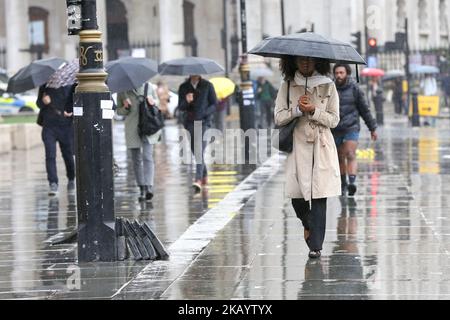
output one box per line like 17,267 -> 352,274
272,81 -> 298,153
138,83 -> 165,137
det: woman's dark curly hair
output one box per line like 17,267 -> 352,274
279,56 -> 331,81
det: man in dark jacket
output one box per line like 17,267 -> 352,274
37,84 -> 76,196
333,64 -> 378,196
178,75 -> 218,193
256,77 -> 277,128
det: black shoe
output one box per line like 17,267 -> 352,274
348,184 -> 357,197
138,186 -> 146,202
145,186 -> 154,201
309,251 -> 322,259
192,181 -> 202,193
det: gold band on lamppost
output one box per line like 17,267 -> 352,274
76,29 -> 108,93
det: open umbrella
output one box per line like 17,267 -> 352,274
106,57 -> 158,93
250,67 -> 274,80
361,68 -> 385,77
7,57 -> 67,93
383,69 -> 405,81
410,64 -> 439,75
158,57 -> 224,76
46,59 -> 79,89
248,32 -> 366,65
209,77 -> 236,100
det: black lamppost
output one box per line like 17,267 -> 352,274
238,0 -> 256,162
66,0 -> 116,262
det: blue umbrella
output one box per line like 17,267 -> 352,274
410,64 -> 439,75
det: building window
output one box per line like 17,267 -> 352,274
396,0 -> 406,30
28,7 -> 49,56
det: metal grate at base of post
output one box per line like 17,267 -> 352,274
115,217 -> 169,261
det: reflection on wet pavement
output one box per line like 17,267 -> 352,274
0,121 -> 248,299
2,117 -> 450,300
118,120 -> 450,300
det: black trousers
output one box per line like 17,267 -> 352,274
292,198 -> 327,251
42,126 -> 75,185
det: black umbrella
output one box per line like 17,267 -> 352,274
7,57 -> 67,93
106,57 -> 158,93
249,32 -> 366,65
158,57 -> 224,76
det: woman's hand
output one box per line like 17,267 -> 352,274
123,98 -> 132,109
42,94 -> 51,105
298,95 -> 316,114
147,96 -> 156,106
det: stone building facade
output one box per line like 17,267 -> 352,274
0,0 -> 449,75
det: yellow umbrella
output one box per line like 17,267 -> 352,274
209,77 -> 236,100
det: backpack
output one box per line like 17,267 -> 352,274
138,83 -> 165,137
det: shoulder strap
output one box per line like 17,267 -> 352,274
287,80 -> 290,107
144,82 -> 149,97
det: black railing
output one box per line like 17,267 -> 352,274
129,40 -> 161,62
374,47 -> 449,74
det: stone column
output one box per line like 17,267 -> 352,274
5,0 -> 30,74
159,0 -> 185,61
97,0 -> 109,61
364,0 -> 386,44
246,0 -> 263,51
261,0 -> 282,37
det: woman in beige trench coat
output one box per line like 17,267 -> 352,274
274,56 -> 341,259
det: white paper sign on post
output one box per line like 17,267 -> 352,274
101,100 -> 114,110
73,107 -> 83,117
102,109 -> 115,120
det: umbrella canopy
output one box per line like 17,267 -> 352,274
250,67 -> 274,80
158,57 -> 224,76
106,57 -> 158,93
410,64 -> 439,75
361,68 -> 385,77
383,69 -> 405,81
7,57 -> 67,93
248,32 -> 366,65
209,77 -> 236,100
46,59 -> 79,89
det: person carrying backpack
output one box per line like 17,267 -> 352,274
332,64 -> 378,197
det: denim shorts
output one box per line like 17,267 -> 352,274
334,131 -> 360,147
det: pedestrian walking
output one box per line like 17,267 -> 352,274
256,76 -> 277,128
177,75 -> 218,193
36,84 -> 76,196
393,78 -> 404,115
214,97 -> 229,132
274,56 -> 341,259
116,81 -> 161,202
332,64 -> 378,197
442,74 -> 450,109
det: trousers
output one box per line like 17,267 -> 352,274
292,198 -> 327,251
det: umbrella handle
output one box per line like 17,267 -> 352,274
305,77 -> 308,95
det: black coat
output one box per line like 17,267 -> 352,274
37,84 -> 75,128
177,78 -> 218,126
332,79 -> 377,136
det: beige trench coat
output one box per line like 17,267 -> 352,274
274,80 -> 342,202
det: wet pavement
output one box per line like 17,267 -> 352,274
2,108 -> 450,300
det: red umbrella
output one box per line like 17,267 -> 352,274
361,68 -> 385,77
